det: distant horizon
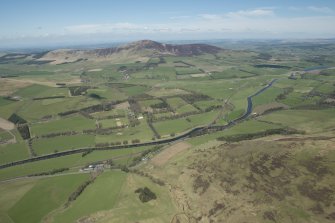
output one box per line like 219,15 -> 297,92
1,37 -> 335,52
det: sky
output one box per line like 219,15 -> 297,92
1,0 -> 335,48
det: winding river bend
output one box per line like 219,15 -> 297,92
0,79 -> 277,170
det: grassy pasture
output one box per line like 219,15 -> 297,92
279,92 -> 321,107
121,85 -> 148,96
13,84 -> 68,99
138,99 -> 162,111
91,109 -> 126,119
153,111 -> 219,136
95,118 -> 154,143
52,171 -> 126,223
99,117 -> 129,128
252,87 -> 284,106
175,67 -> 201,75
194,100 -> 223,111
30,115 -> 95,136
0,101 -> 25,119
8,174 -> 89,223
132,66 -> 176,80
16,96 -> 100,121
0,97 -> 14,106
147,88 -> 190,97
0,142 -> 29,165
87,87 -> 127,101
33,135 -> 95,155
82,173 -> 176,222
0,179 -> 36,223
166,97 -> 187,109
259,109 -> 335,133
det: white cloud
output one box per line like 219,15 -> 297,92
199,14 -> 222,20
289,6 -> 333,14
227,9 -> 275,17
169,15 -> 191,20
307,6 -> 333,14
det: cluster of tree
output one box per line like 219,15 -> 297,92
117,65 -> 144,74
128,98 -> 142,114
120,165 -> 129,172
83,125 -> 126,135
217,128 -> 303,142
276,87 -> 294,100
128,115 -> 140,127
144,57 -> 166,69
131,139 -> 141,144
66,177 -> 96,207
58,101 -> 123,116
204,105 -> 222,112
0,75 -> 18,78
8,113 -> 27,124
28,168 -> 69,177
68,86 -> 92,96
88,93 -> 104,100
150,100 -> 169,109
94,139 -> 135,148
146,117 -> 160,139
41,115 -> 52,121
17,124 -> 31,140
58,110 -> 78,117
27,139 -> 36,157
95,142 -> 111,147
131,169 -> 165,186
135,187 -> 157,202
80,103 -> 115,114
96,114 -> 125,120
32,96 -> 65,100
79,111 -> 94,119
39,131 -> 78,139
173,60 -> 195,67
129,146 -> 162,167
106,83 -> 135,88
181,93 -> 212,104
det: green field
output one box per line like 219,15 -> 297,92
259,109 -> 335,133
8,174 -> 89,223
95,118 -> 154,143
30,115 -> 96,136
52,171 -> 126,223
0,142 -> 29,165
33,135 -> 95,155
153,111 -> 219,136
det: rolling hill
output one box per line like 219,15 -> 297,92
36,40 -> 223,64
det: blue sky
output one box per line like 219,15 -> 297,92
1,0 -> 335,47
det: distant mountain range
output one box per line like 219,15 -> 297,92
36,40 -> 223,64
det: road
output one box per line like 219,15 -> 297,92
0,79 -> 277,170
